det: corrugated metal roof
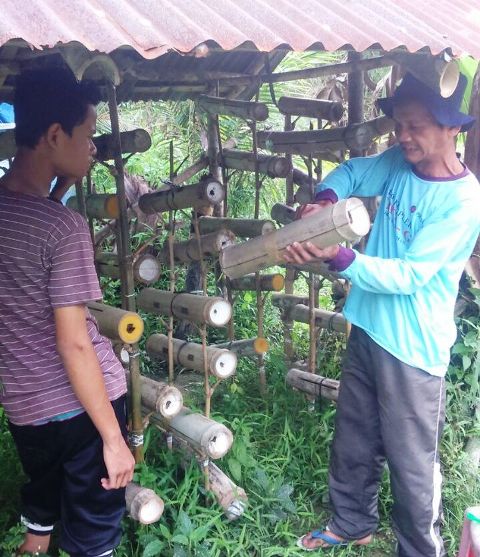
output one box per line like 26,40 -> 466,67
1,0 -> 480,58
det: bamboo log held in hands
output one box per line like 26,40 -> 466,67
137,289 -> 232,327
138,178 -> 225,214
146,334 -> 237,379
87,302 -> 144,344
220,198 -> 370,279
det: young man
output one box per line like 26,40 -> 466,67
286,73 -> 480,556
0,68 -> 135,557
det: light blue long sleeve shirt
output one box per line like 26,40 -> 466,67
317,145 -> 480,376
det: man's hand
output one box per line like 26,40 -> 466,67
284,199 -> 339,264
102,436 -> 136,490
284,241 -> 340,264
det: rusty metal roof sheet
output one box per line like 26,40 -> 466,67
1,0 -> 480,58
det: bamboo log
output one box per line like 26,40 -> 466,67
286,368 -> 339,402
390,52 -> 459,98
87,302 -> 144,344
125,370 -> 183,418
221,149 -> 291,178
277,96 -> 344,121
220,198 -> 370,279
257,117 -> 394,155
67,193 -> 119,219
158,230 -> 235,264
207,462 -> 248,520
270,203 -> 296,225
198,95 -> 268,121
94,128 -> 152,161
137,289 -> 232,327
198,216 -> 275,238
95,252 -> 161,285
213,337 -> 269,357
138,179 -> 225,215
271,293 -> 309,312
125,482 -> 164,524
290,304 -> 347,333
149,407 -> 234,459
146,334 -> 237,379
229,273 -> 284,292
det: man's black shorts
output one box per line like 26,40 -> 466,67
8,396 -> 128,557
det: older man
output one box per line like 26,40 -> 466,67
290,73 -> 480,556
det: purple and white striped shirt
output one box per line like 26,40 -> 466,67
0,189 -> 126,425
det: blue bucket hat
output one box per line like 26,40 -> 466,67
377,72 -> 475,132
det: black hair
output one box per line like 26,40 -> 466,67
14,67 -> 102,148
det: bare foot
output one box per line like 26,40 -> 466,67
298,529 -> 373,550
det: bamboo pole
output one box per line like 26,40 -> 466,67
67,193 -> 120,220
221,149 -> 291,178
148,407 -> 234,459
102,81 -> 143,462
271,293 -> 310,312
277,96 -> 344,121
96,252 -> 161,285
220,198 -> 370,279
125,482 -> 164,524
158,230 -> 235,264
198,216 -> 275,237
87,302 -> 144,344
289,304 -> 347,333
171,436 -> 248,520
171,155 -> 209,185
207,462 -> 248,520
286,368 -> 339,402
137,289 -> 232,327
198,95 -> 269,121
125,370 -> 183,418
94,128 -> 152,161
146,334 -> 237,379
138,179 -> 225,214
213,337 -> 269,358
216,55 -> 392,87
288,261 -> 340,282
270,203 -> 296,225
229,273 -> 284,292
257,116 -> 394,155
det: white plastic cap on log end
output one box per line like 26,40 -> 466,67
157,386 -> 183,418
136,255 -> 161,284
207,299 -> 232,326
210,350 -> 237,379
204,180 -> 225,204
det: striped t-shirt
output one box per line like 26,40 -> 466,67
0,189 -> 126,425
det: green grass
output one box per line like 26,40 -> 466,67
2,338 -> 478,557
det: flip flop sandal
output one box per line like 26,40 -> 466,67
296,530 -> 349,551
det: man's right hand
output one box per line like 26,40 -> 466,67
101,435 -> 136,490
